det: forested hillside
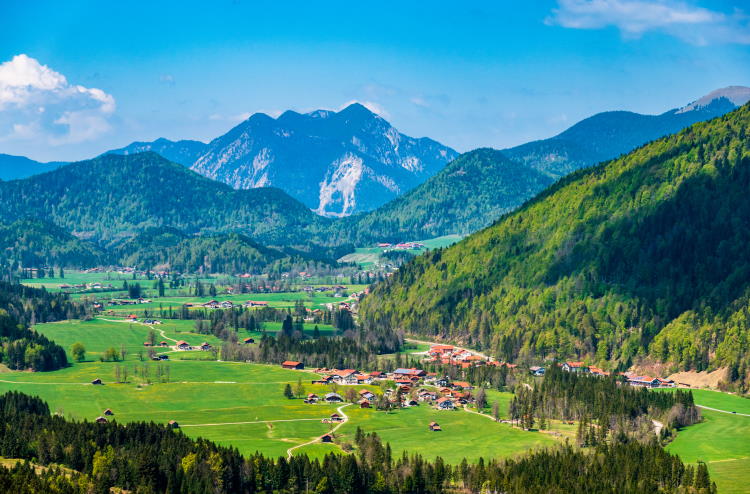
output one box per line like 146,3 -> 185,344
361,104 -> 750,380
116,227 -> 311,274
0,152 -> 335,253
0,219 -> 106,268
339,149 -> 554,241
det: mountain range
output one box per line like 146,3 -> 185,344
106,103 -> 459,217
360,102 -> 750,374
504,86 -> 750,179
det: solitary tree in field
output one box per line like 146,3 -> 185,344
71,342 -> 86,362
294,378 -> 305,398
475,387 -> 487,410
283,383 -> 294,399
492,401 -> 500,422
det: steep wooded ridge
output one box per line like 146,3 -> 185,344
338,148 -> 554,241
361,103 -> 750,375
0,219 -> 106,268
114,227 -> 316,274
504,86 -> 750,178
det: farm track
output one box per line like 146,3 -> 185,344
182,417 -> 329,427
697,405 -> 750,417
286,403 -> 352,459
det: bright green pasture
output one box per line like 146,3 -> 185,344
102,290 -> 354,313
305,403 -> 557,463
33,318 -> 222,360
665,390 -> 750,494
339,235 -> 464,268
0,361 -> 348,457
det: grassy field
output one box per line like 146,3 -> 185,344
0,317 -> 568,464
665,389 -> 750,494
339,235 -> 464,268
306,397 -> 558,463
34,318 -> 224,360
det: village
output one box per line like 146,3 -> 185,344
277,344 -> 679,421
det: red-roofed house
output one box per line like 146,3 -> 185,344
281,361 -> 304,370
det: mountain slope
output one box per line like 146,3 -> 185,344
0,154 -> 66,181
360,103 -> 750,375
0,219 -> 106,268
104,137 -> 207,166
504,86 -> 750,178
342,149 -> 554,243
0,152 -> 333,252
115,227 -> 289,274
191,103 -> 458,216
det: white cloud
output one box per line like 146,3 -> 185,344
338,100 -> 390,118
0,54 -> 116,146
546,0 -> 750,45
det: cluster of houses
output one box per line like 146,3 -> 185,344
188,300 -> 270,309
376,242 -> 425,250
173,340 -> 212,351
59,282 -> 115,291
109,298 -> 153,306
553,361 -> 676,388
424,344 -> 516,370
287,363 -> 475,410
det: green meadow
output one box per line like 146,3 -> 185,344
13,315 -> 750,491
0,317 -> 567,464
664,389 -> 750,494
339,235 -> 464,268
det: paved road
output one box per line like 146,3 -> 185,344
286,403 -> 352,459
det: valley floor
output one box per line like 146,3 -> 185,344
2,316 -> 748,492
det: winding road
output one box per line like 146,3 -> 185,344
286,403 -> 352,459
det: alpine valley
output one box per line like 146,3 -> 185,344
7,7 -> 750,493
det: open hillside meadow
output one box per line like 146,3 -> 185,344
0,317 -> 560,463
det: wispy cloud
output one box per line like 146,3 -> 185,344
338,100 -> 390,118
0,54 -> 116,145
546,0 -> 750,45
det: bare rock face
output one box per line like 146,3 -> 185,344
189,103 -> 457,216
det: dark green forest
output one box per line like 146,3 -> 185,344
361,104 -> 750,381
0,282 -> 79,371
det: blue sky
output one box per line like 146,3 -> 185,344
1,0 -> 749,161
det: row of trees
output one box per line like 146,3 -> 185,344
509,365 -> 700,443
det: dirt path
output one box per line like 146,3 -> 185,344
697,405 -> 750,417
181,417 -> 328,427
286,403 -> 352,459
652,419 -> 664,436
